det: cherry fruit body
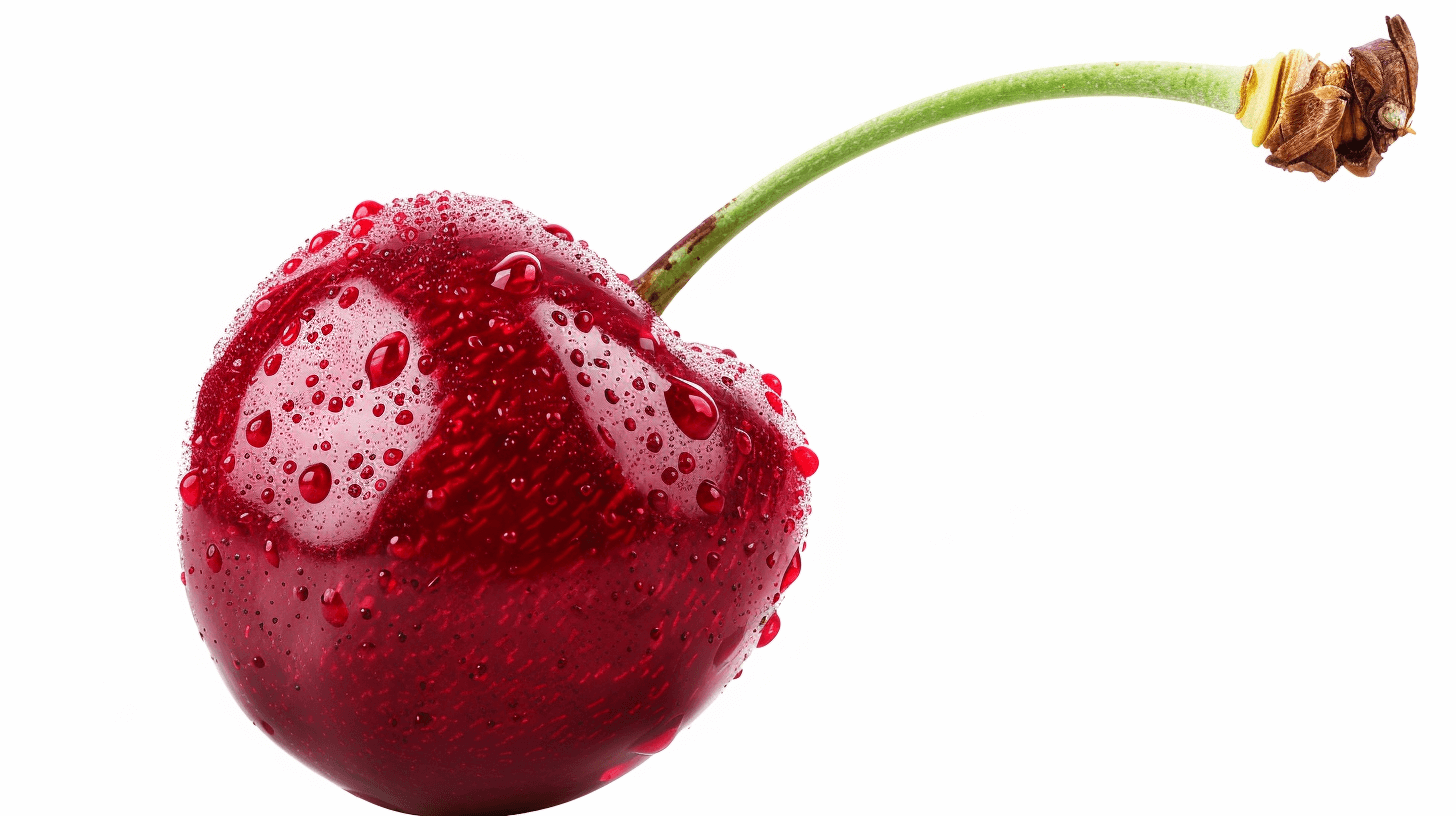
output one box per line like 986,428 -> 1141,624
179,193 -> 815,815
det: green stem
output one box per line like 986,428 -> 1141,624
634,61 -> 1246,311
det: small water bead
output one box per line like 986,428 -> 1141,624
544,223 -> 573,241
624,418 -> 637,431
348,453 -> 364,469
282,258 -> 302,275
735,428 -> 753,455
205,543 -> 222,572
298,463 -> 332,503
311,390 -> 325,405
677,452 -> 695,474
245,411 -> 272,447
791,445 -> 819,477
661,467 -> 679,485
264,539 -> 280,567
765,391 -> 784,415
338,286 -> 359,309
263,353 -> 282,376
328,397 -> 344,412
488,250 -> 543,295
757,612 -> 782,647
308,230 -> 340,253
781,551 -> 802,591
417,354 -> 436,374
179,469 -> 204,507
383,448 -> 403,466
696,480 -> 725,514
221,454 -> 235,473
320,588 -> 348,627
366,331 -> 411,389
597,425 -> 616,449
352,200 -> 382,220
664,376 -> 719,440
280,319 -> 301,346
604,389 -> 619,404
395,410 -> 413,425
761,373 -> 783,395
552,311 -> 568,326
261,488 -> 274,503
573,312 -> 594,333
349,219 -> 373,238
252,656 -> 266,668
577,373 -> 592,387
645,432 -> 662,453
569,349 -> 584,367
647,489 -> 669,512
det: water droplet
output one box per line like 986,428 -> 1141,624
664,376 -> 719,440
280,319 -> 301,346
488,250 -> 543,295
383,448 -> 403,466
328,396 -> 344,412
308,230 -> 340,253
282,258 -> 302,275
349,219 -> 373,238
781,551 -> 802,591
792,445 -> 819,477
252,656 -> 266,668
574,311 -> 594,332
263,353 -> 282,376
661,467 -> 679,485
261,488 -> 274,503
645,432 -> 663,453
648,489 -> 669,512
765,391 -> 784,415
353,200 -> 383,219
713,625 -> 747,666
757,612 -> 781,647
762,373 -> 783,395
552,311 -> 568,326
544,223 -> 574,241
396,410 -> 414,425
204,543 -> 223,573
320,588 -> 348,626
298,463 -> 332,503
696,480 -> 724,514
294,585 -> 308,601
244,411 -> 272,447
367,331 -> 410,389
264,539 -> 280,567
338,286 -> 359,308
179,469 -> 203,507
677,452 -> 695,474
282,460 -> 297,474
630,713 -> 684,755
735,428 -> 753,456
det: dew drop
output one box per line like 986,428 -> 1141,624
308,230 -> 339,253
765,391 -> 784,415
645,432 -> 663,453
677,452 -> 695,474
264,539 -> 280,567
320,588 -> 348,627
396,410 -> 414,425
631,714 -> 684,755
298,463 -> 332,503
696,480 -> 725,514
792,445 -> 819,477
338,286 -> 359,309
544,224 -> 574,241
263,354 -> 282,376
735,428 -> 753,456
179,469 -> 203,507
240,411 -> 273,448
280,319 -> 301,346
648,489 -> 670,512
349,219 -> 373,238
661,467 -> 679,485
781,551 -> 802,591
762,373 -> 783,395
488,250 -> 543,295
664,376 -> 719,440
574,311 -> 594,332
294,585 -> 308,601
205,543 -> 222,573
383,448 -> 404,466
366,331 -> 410,389
757,612 -> 781,647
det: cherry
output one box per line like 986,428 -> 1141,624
178,193 -> 814,815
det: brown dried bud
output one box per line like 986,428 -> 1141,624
1261,15 -> 1417,180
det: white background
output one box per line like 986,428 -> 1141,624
3,2 -> 1453,813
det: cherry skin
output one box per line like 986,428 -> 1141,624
179,193 -> 814,816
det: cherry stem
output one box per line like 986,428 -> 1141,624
633,61 -> 1245,312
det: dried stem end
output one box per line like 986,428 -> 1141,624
1239,14 -> 1418,180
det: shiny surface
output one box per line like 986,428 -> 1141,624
179,194 -> 813,815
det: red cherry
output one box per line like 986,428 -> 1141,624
178,194 -> 814,815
